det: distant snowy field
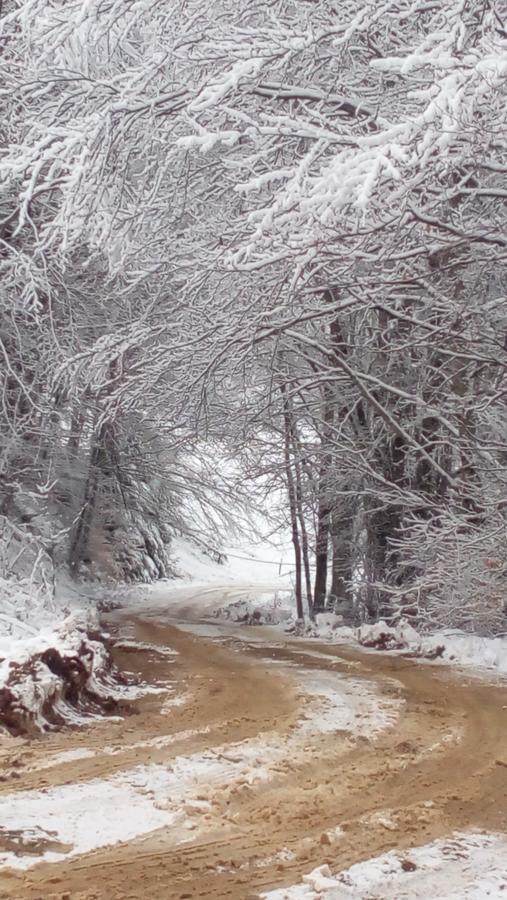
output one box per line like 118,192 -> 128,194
168,531 -> 295,589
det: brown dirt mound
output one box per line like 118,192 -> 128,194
0,634 -> 134,736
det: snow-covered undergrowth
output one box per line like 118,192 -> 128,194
259,832 -> 507,898
305,617 -> 507,680
212,594 -> 294,626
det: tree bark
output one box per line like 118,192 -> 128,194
68,418 -> 113,574
291,426 -> 313,617
313,379 -> 335,611
68,436 -> 102,573
281,384 -> 304,620
313,496 -> 330,611
329,507 -> 354,617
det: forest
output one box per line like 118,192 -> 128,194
1,3 -> 507,898
1,0 -> 507,634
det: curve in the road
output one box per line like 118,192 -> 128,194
0,599 -> 506,900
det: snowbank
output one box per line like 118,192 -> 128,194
0,612 -> 134,735
344,620 -> 507,679
260,832 -> 507,898
279,614 -> 507,681
211,594 -> 294,626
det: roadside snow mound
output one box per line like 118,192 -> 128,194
358,620 -> 423,650
301,617 -> 507,678
356,621 -> 444,658
0,613 -> 133,735
355,620 -> 507,673
286,614 -> 355,641
212,593 -> 294,626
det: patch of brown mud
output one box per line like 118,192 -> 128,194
0,619 -> 300,794
0,827 -> 72,858
0,619 -> 506,900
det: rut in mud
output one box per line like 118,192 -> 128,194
0,592 -> 506,900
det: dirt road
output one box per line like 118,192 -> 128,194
0,588 -> 506,899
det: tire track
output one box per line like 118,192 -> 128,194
0,602 -> 506,900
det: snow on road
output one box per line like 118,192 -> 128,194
2,567 -> 507,896
0,627 -> 401,870
293,667 -> 400,737
260,832 -> 507,899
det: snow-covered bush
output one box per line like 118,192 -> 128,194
388,512 -> 507,634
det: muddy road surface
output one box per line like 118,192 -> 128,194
0,587 -> 506,899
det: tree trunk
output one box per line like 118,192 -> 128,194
68,438 -> 102,574
313,496 -> 330,612
281,385 -> 304,620
329,507 -> 354,618
68,419 -> 111,574
291,427 -> 313,617
313,381 -> 335,611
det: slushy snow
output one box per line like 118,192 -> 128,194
259,832 -> 507,898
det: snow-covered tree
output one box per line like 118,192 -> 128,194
1,0 -> 506,630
